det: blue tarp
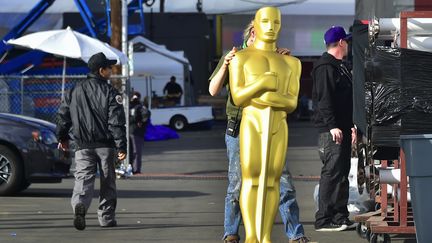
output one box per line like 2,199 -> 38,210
145,120 -> 179,141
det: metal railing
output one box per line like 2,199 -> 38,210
0,74 -> 156,171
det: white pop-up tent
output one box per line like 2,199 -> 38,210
0,0 -> 353,15
128,36 -> 213,130
129,36 -> 192,106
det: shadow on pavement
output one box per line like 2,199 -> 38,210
14,189 -> 209,198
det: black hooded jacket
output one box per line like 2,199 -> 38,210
311,52 -> 353,133
56,73 -> 127,152
129,100 -> 148,136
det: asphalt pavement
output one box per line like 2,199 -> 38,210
0,120 -> 417,242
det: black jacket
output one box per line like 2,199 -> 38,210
311,52 -> 353,133
129,101 -> 148,136
56,73 -> 127,152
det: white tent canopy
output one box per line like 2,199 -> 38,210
129,36 -> 191,70
133,51 -> 184,78
0,0 -> 354,15
131,51 -> 187,106
130,36 -> 191,106
151,0 -> 354,15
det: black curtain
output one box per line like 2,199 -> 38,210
352,20 -> 368,136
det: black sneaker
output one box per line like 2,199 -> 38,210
101,220 -> 117,228
73,203 -> 86,231
315,223 -> 347,232
340,219 -> 357,230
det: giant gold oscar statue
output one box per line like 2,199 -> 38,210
228,6 -> 301,243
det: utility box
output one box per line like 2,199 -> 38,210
400,134 -> 432,243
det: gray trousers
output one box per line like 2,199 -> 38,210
131,135 -> 144,173
72,147 -> 117,226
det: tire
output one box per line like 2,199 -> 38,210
370,233 -> 391,243
370,233 -> 377,243
19,180 -> 31,192
170,115 -> 187,131
0,145 -> 23,196
375,202 -> 381,211
357,141 -> 367,194
356,223 -> 368,239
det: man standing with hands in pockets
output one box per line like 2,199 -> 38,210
312,26 -> 357,232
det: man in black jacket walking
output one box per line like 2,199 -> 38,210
312,26 -> 357,232
56,52 -> 127,230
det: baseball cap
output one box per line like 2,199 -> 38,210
87,52 -> 117,72
324,26 -> 352,45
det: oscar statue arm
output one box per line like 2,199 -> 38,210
257,58 -> 301,113
228,54 -> 277,107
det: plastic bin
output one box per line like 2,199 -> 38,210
400,134 -> 432,243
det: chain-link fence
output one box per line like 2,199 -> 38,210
0,74 -> 138,174
0,75 -> 87,123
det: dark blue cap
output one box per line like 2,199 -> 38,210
88,52 -> 117,72
324,26 -> 351,45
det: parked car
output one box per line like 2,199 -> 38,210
0,113 -> 72,195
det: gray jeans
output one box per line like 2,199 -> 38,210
131,135 -> 144,173
72,147 -> 117,226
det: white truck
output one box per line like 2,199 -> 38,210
150,106 -> 213,131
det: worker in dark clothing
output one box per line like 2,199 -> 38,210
56,52 -> 127,231
129,91 -> 149,174
312,26 -> 357,232
163,76 -> 183,105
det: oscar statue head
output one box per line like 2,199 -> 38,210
254,7 -> 281,44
